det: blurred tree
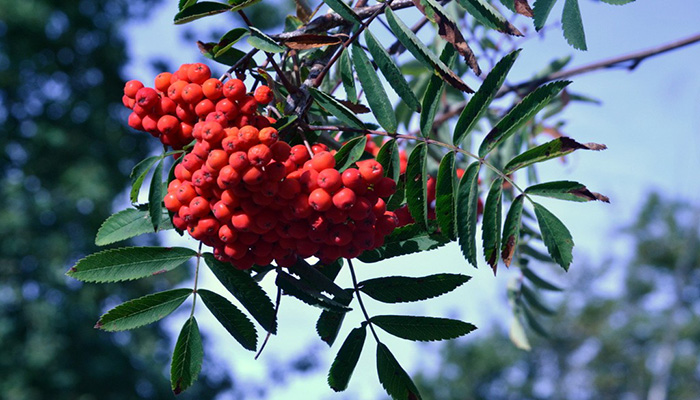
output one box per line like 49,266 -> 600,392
0,1 -> 237,398
413,193 -> 700,400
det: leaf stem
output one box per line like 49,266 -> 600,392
255,281 -> 282,360
189,242 -> 203,318
347,258 -> 380,343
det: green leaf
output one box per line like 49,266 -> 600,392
376,343 -> 423,400
533,202 -> 574,270
521,303 -> 549,337
328,326 -> 366,392
358,224 -> 450,263
520,284 -> 555,315
453,49 -> 520,146
96,289 -> 192,331
272,114 -> 298,132
386,174 -> 405,211
435,151 -> 457,240
323,0 -> 362,24
405,142 -> 428,229
359,273 -> 470,303
67,246 -> 195,283
599,0 -> 635,4
456,161 -> 481,268
198,289 -> 257,351
420,46 -> 454,138
174,1 -> 232,24
316,289 -> 354,346
384,8 -> 472,93
562,0 -> 587,50
351,44 -> 397,133
309,87 -> 364,129
247,26 -> 285,53
372,315 -> 476,342
532,0 -> 556,31
213,28 -> 250,58
204,254 -> 277,333
525,181 -> 609,202
501,194 -> 525,267
148,158 -> 164,232
482,177 -> 503,273
364,30 -> 421,113
291,258 -> 351,302
228,0 -> 263,12
276,271 -> 351,312
179,0 -> 198,11
170,317 -> 203,395
375,139 -> 401,183
503,136 -> 606,174
455,0 -> 523,35
478,81 -> 570,157
334,135 -> 367,172
522,265 -> 563,291
338,51 -> 357,103
130,155 -> 160,204
95,208 -> 173,246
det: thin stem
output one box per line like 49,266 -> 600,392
347,258 -> 380,343
189,242 -> 203,318
308,124 -> 526,195
255,283 -> 282,360
219,48 -> 260,81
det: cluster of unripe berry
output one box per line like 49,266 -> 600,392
124,63 -> 399,270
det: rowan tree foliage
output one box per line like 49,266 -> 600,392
62,0 -> 698,397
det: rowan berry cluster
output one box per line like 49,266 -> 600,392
124,63 -> 399,270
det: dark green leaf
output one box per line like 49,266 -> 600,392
503,136 -> 606,174
351,43 -> 397,133
522,303 -> 549,337
179,0 -> 198,11
420,46 -> 455,137
130,155 -> 160,204
522,265 -> 563,291
309,87 -> 364,129
562,0 -> 587,50
375,139 -> 401,183
95,208 -> 173,246
148,158 -> 164,232
435,151 -> 457,240
272,114 -> 298,132
228,0 -> 263,12
334,135 -> 367,172
533,202 -> 574,270
198,289 -> 257,351
525,181 -> 609,202
201,42 -> 253,67
455,0 -> 523,35
521,284 -> 555,315
247,27 -> 285,53
532,0 -> 556,31
405,142 -> 428,229
384,8 -> 472,93
364,30 -> 421,113
521,244 -> 554,262
291,258 -> 351,302
338,51 -> 357,103
359,273 -> 470,303
386,174 -> 406,211
377,343 -> 423,400
67,246 -> 195,283
358,227 -> 450,263
599,0 -> 635,4
96,289 -> 192,331
456,161 -> 481,268
214,28 -> 250,58
482,177 -> 503,273
371,315 -> 476,341
276,271 -> 351,312
328,326 -> 366,391
453,49 -> 520,146
318,258 -> 344,282
204,254 -> 277,333
323,0 -> 362,24
479,81 -> 570,157
316,289 -> 354,346
174,2 -> 232,24
501,194 -> 525,267
532,55 -> 572,80
170,317 -> 203,395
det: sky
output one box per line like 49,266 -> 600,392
123,1 -> 700,398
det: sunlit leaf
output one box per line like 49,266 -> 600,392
309,87 -> 364,129
533,202 -> 574,270
352,43 -> 397,133
456,161 -> 481,268
170,317 -> 203,394
501,194 -> 525,267
420,45 -> 455,137
455,0 -> 523,35
247,26 -> 285,53
562,0 -> 587,50
375,139 -> 401,183
130,155 -> 160,204
405,142 -> 428,229
95,208 -> 173,246
323,0 -> 362,24
503,136 -> 606,174
334,135 -> 367,172
482,177 -> 503,273
96,289 -> 192,331
338,51 -> 357,103
525,181 -> 609,202
174,2 -> 232,24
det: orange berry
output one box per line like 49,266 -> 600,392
254,85 -> 274,105
181,83 -> 204,104
248,144 -> 272,167
154,73 -> 173,92
258,127 -> 279,146
310,151 -> 336,172
187,63 -> 211,85
309,188 -> 332,211
223,79 -> 246,101
124,80 -> 144,98
332,187 -> 357,210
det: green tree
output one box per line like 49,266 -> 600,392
414,193 -> 700,400
0,1 -> 234,398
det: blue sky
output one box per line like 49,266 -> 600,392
124,1 -> 700,398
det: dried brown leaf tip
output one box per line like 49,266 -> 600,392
583,142 -> 607,151
514,0 -> 534,18
283,34 -> 347,50
502,236 -> 517,267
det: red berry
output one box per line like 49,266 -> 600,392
332,188 -> 357,210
